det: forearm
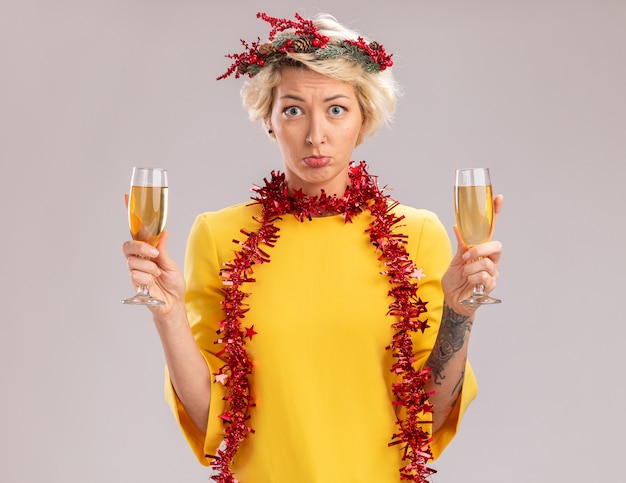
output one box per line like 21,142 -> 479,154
153,306 -> 212,433
424,304 -> 473,433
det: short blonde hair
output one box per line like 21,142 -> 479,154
240,14 -> 400,143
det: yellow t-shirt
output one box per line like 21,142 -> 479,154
165,201 -> 477,482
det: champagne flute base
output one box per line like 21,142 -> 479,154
459,294 -> 501,306
121,294 -> 165,306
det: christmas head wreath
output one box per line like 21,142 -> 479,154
217,12 -> 394,80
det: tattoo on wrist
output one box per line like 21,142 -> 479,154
427,304 -> 472,386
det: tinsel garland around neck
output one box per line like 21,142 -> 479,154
210,161 -> 436,482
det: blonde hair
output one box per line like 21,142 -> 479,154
240,14 -> 400,143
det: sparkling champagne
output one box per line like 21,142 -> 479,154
454,185 -> 494,246
128,185 -> 168,247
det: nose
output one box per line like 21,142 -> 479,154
306,115 -> 326,146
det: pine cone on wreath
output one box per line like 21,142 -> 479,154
258,43 -> 277,57
292,36 -> 314,53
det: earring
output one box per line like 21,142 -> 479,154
268,129 -> 273,134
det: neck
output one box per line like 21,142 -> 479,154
253,161 -> 382,222
284,169 -> 351,198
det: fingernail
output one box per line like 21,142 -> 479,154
150,248 -> 159,257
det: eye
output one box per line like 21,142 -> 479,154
328,105 -> 346,116
284,106 -> 303,117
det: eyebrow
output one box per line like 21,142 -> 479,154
278,94 -> 352,103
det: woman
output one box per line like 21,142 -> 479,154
122,12 -> 503,483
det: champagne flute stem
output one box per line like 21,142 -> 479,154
473,283 -> 485,296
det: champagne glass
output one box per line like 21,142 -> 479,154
122,167 -> 169,306
454,168 -> 501,306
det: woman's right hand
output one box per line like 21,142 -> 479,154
122,231 -> 186,317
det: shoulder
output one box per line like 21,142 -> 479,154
392,203 -> 452,258
392,204 -> 446,234
195,201 -> 261,224
194,201 -> 262,228
188,202 -> 262,243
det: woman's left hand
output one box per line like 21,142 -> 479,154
442,195 -> 504,316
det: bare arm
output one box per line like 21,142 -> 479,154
426,194 -> 503,433
424,304 -> 473,433
123,230 -> 211,433
152,306 -> 212,433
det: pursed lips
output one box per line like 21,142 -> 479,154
303,155 -> 331,168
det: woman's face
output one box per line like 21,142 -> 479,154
267,67 -> 366,197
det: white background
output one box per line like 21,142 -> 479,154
2,0 -> 624,481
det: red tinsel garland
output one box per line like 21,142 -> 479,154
211,161 -> 436,482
